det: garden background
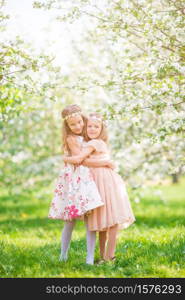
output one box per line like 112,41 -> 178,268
0,0 -> 185,278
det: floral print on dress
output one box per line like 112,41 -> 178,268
48,136 -> 104,221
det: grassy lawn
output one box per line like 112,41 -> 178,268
0,177 -> 185,278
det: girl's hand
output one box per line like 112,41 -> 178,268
63,156 -> 68,163
74,157 -> 83,164
107,160 -> 116,169
63,155 -> 83,165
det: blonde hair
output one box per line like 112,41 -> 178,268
85,112 -> 108,143
61,104 -> 87,153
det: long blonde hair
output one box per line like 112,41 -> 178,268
61,104 -> 87,154
85,112 -> 108,143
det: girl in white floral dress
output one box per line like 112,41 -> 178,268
48,104 -> 114,264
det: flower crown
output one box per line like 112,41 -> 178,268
88,115 -> 103,122
63,111 -> 82,120
63,111 -> 106,125
88,115 -> 107,126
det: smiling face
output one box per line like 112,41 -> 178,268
86,119 -> 102,139
66,114 -> 84,135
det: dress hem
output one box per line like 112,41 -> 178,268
88,217 -> 136,232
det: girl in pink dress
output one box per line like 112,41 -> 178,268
48,105 -> 114,264
64,112 -> 135,262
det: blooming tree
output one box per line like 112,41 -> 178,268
33,0 -> 185,187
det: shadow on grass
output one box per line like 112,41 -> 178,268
1,188 -> 185,231
135,215 -> 185,228
0,217 -> 61,232
0,217 -> 87,234
0,194 -> 49,215
0,204 -> 48,216
0,212 -> 184,234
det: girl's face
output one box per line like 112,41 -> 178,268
87,119 -> 102,139
67,115 -> 84,135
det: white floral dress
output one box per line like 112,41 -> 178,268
48,136 -> 104,221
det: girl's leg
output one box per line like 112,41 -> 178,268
99,231 -> 107,259
60,220 -> 76,261
85,219 -> 96,265
105,224 -> 118,260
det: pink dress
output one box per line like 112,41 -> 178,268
84,139 -> 135,231
48,136 -> 104,221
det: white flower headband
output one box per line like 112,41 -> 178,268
88,115 -> 107,126
63,112 -> 107,126
88,115 -> 102,122
63,111 -> 82,120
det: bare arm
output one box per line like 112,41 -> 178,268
64,139 -> 115,169
63,145 -> 94,164
82,157 -> 115,169
66,136 -> 82,156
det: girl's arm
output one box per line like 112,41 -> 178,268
63,145 -> 94,164
82,158 -> 116,169
64,138 -> 115,169
66,136 -> 82,155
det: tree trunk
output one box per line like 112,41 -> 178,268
171,173 -> 179,184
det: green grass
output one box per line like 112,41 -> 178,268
0,177 -> 185,278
